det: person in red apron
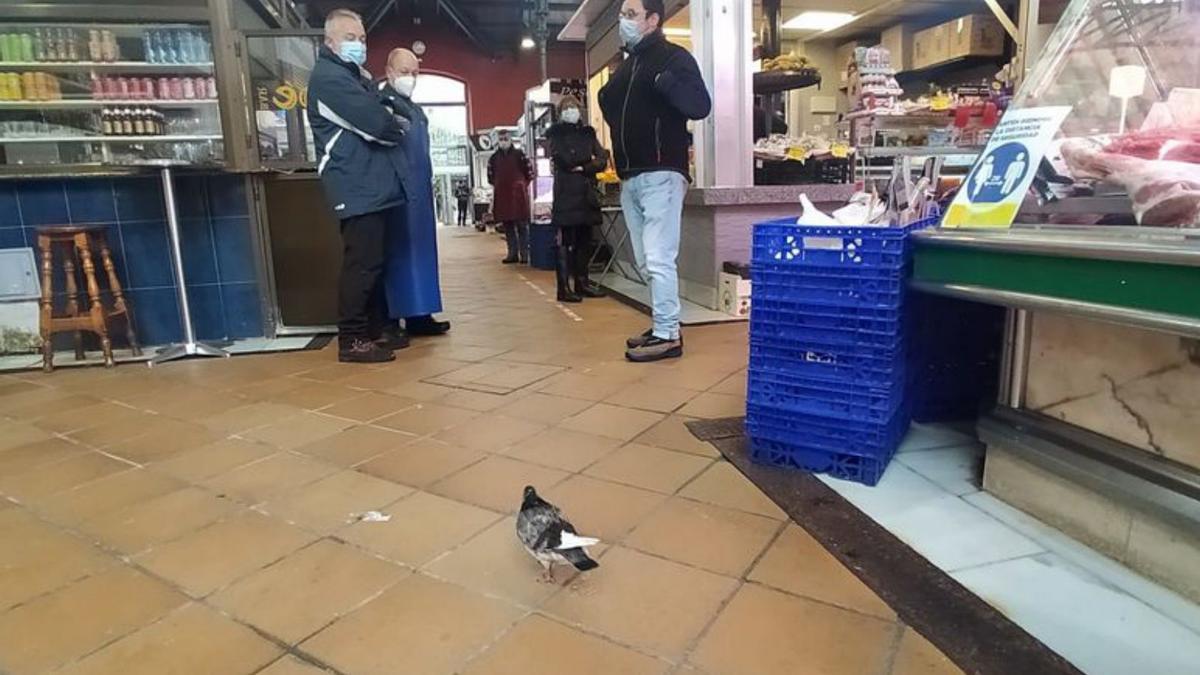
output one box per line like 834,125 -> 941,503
487,129 -> 534,264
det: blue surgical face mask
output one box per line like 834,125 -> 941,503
619,17 -> 644,48
338,39 -> 367,66
561,108 -> 581,124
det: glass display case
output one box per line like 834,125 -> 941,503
246,32 -> 319,168
0,21 -> 222,169
1009,0 -> 1200,229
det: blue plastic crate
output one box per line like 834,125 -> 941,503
747,366 -> 904,424
751,304 -> 904,346
751,217 -> 936,272
746,401 -> 909,459
749,436 -> 894,486
749,338 -> 905,387
751,263 -> 906,309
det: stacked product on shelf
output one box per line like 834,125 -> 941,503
746,215 -> 933,486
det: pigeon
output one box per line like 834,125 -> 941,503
516,485 -> 599,583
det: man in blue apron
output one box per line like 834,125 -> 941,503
377,48 -> 450,336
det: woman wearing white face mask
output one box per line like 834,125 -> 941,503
546,95 -> 609,303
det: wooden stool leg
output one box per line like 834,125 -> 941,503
98,235 -> 141,357
75,233 -> 113,368
38,234 -> 54,373
62,247 -> 86,361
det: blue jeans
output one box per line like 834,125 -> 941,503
621,171 -> 688,340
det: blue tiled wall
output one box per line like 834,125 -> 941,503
0,174 -> 265,347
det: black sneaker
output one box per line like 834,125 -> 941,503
625,335 -> 684,362
406,315 -> 451,336
626,329 -> 654,349
502,257 -> 519,264
374,328 -> 410,351
339,338 -> 395,363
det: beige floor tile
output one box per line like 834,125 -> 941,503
625,498 -> 781,577
53,603 -> 282,675
210,539 -> 407,644
356,438 -> 486,488
639,366 -> 735,392
294,363 -> 364,383
559,403 -> 665,442
891,627 -> 964,675
79,487 -> 241,555
634,415 -> 719,457
499,427 -> 620,472
542,475 -> 667,543
257,655 -> 332,675
3,393 -> 99,420
0,566 -> 186,675
380,379 -> 455,402
0,452 -> 132,502
268,382 -> 363,410
424,516 -> 585,606
261,471 -> 413,534
105,419 -> 225,464
542,546 -> 738,659
677,392 -> 746,420
438,389 -> 516,412
584,443 -> 713,494
679,463 -> 787,519
496,392 -> 594,425
0,437 -> 86,476
434,413 -> 545,452
431,455 -> 570,514
0,422 -> 53,452
339,490 -> 499,565
242,412 -> 355,450
537,372 -> 633,401
136,512 -> 316,598
149,437 -> 275,482
33,401 -> 141,435
201,402 -> 305,434
301,574 -> 523,675
604,383 -> 699,414
709,371 -> 748,397
140,389 -> 248,421
204,453 -> 338,505
292,424 -> 414,467
318,392 -> 417,422
233,377 -> 309,402
375,402 -> 480,436
0,509 -> 115,610
66,410 -> 162,449
748,525 -> 895,620
691,583 -> 896,675
462,614 -> 669,675
38,469 -> 185,527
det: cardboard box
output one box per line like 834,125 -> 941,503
913,23 -> 950,69
836,40 -> 866,84
718,272 -> 751,317
880,23 -> 916,72
948,14 -> 1006,59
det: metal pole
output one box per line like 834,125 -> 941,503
1008,308 -> 1032,408
540,42 -> 548,82
149,166 -> 229,365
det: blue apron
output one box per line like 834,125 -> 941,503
382,91 -> 443,319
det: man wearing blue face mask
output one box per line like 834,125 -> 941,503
309,8 -> 411,363
599,0 -> 711,363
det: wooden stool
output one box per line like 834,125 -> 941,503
37,225 -> 141,372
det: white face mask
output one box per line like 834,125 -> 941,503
561,108 -> 581,124
391,74 -> 416,97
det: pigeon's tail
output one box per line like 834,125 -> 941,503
563,547 -> 599,571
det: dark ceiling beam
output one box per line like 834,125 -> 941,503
435,0 -> 495,53
365,0 -> 398,32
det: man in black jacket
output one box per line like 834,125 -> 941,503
600,0 -> 711,363
308,8 -> 410,363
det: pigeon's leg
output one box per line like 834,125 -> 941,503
537,560 -> 555,584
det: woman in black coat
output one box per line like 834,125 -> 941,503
546,95 -> 609,302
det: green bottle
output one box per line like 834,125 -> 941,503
19,32 -> 34,62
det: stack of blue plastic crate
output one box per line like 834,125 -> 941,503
746,218 -> 934,486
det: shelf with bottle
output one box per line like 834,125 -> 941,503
0,134 -> 223,145
0,71 -> 217,104
0,24 -> 213,69
0,99 -> 218,110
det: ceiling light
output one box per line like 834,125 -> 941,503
521,37 -> 536,49
782,11 -> 856,31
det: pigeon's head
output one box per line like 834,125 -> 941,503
522,485 -> 538,501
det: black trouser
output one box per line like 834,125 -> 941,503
558,224 -> 591,283
338,210 -> 391,341
456,199 -> 468,226
503,220 -> 529,261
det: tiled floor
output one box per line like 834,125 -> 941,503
0,228 -> 960,675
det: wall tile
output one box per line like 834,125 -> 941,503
212,216 -> 257,284
221,282 -> 264,339
0,184 -> 20,228
119,220 -> 174,289
175,175 -> 211,220
65,179 -> 117,223
186,284 -> 227,342
127,287 -> 182,346
0,227 -> 26,250
114,176 -> 165,222
180,218 -> 219,285
17,181 -> 69,226
207,175 -> 249,218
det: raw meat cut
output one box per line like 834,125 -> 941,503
1061,138 -> 1200,227
1103,127 -> 1200,164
